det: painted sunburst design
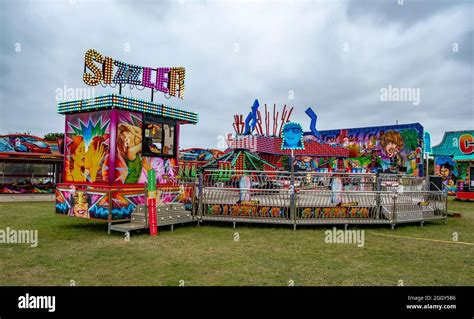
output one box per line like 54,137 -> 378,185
68,116 -> 110,148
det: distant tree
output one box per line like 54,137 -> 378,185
43,133 -> 64,141
10,130 -> 31,135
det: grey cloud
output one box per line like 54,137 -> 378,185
0,0 -> 472,149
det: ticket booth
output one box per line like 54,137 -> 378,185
55,94 -> 198,220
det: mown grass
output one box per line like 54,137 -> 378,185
0,197 -> 472,286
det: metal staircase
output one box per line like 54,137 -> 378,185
108,203 -> 194,234
108,204 -> 148,234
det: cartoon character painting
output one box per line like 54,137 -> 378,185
331,174 -> 343,205
65,111 -> 110,183
66,135 -> 106,182
319,124 -> 423,175
117,123 -> 143,184
380,130 -> 405,170
73,191 -> 89,218
281,122 -> 304,150
435,157 -> 458,195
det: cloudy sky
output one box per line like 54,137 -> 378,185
0,0 -> 472,149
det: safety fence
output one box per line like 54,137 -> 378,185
196,170 -> 448,228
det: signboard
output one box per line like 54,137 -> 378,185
459,133 -> 474,155
147,169 -> 158,236
83,49 -> 185,99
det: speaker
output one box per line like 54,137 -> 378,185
429,175 -> 443,191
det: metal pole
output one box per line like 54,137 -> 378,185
198,173 -> 203,221
290,150 -> 296,229
391,193 -> 397,230
426,153 -> 429,178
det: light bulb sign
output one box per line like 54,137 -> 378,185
83,49 -> 185,99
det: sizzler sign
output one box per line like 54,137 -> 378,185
83,49 -> 185,99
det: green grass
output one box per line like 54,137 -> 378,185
0,197 -> 472,286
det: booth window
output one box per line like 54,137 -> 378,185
142,114 -> 176,157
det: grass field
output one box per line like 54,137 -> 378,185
0,197 -> 473,286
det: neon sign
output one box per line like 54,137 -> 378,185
83,49 -> 185,99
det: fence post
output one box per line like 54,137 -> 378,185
292,188 -> 297,230
197,173 -> 203,222
375,191 -> 381,220
445,192 -> 448,219
290,156 -> 296,230
391,192 -> 398,230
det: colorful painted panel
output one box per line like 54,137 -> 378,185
111,191 -> 145,220
317,123 -> 423,175
55,188 -> 110,220
0,135 -> 52,153
206,204 -> 288,218
299,207 -> 371,218
114,110 -> 177,184
434,156 -> 460,195
64,111 -> 111,183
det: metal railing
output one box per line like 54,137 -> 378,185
196,169 -> 448,228
294,172 -> 376,191
377,174 -> 426,192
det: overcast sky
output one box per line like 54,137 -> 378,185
0,0 -> 472,149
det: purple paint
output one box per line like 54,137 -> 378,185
109,109 -> 118,186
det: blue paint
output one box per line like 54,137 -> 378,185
305,107 -> 320,138
243,99 -> 259,135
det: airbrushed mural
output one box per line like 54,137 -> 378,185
58,109 -> 184,221
64,111 -> 111,183
0,135 -> 52,153
434,156 -> 458,195
55,187 -> 146,220
432,131 -> 474,196
317,123 -> 424,175
115,111 -> 177,185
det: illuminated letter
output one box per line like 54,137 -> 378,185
102,56 -> 114,84
83,49 -> 104,86
127,65 -> 143,85
113,60 -> 129,84
169,67 -> 185,99
155,67 -> 170,94
142,67 -> 156,89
